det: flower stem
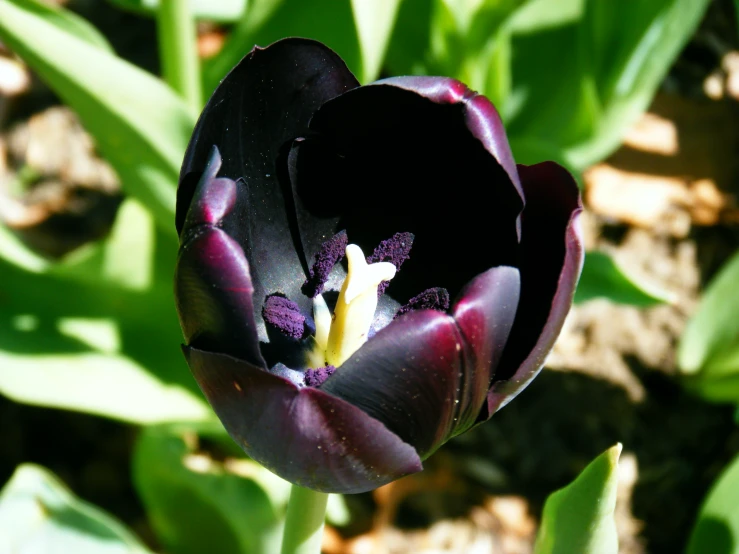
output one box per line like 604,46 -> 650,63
280,485 -> 329,554
157,0 -> 202,111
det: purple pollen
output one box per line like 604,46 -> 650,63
302,230 -> 348,298
262,294 -> 306,339
395,287 -> 450,319
304,365 -> 336,387
366,232 -> 414,295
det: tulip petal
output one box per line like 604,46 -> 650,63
487,162 -> 584,414
371,76 -> 523,206
177,38 -> 360,335
184,346 -> 423,494
320,310 -> 466,458
300,81 -> 523,301
176,223 -> 266,369
451,265 -> 520,431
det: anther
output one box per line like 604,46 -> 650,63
302,230 -> 348,298
366,232 -> 414,295
262,294 -> 306,339
395,287 -> 450,319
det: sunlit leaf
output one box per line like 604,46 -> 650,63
506,0 -> 709,171
0,464 -> 152,554
350,0 -> 403,82
0,254 -> 212,424
0,0 -> 196,234
106,0 -> 246,22
687,452 -> 739,554
575,251 -> 671,306
133,426 -> 282,554
678,251 -> 739,403
534,444 -> 622,554
17,0 -> 112,51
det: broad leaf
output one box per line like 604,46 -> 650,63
0,0 -> 196,234
0,464 -> 152,554
106,0 -> 246,22
534,443 -> 621,554
351,0 -> 403,82
0,248 -> 212,423
15,0 -> 112,51
575,251 -> 670,306
678,251 -> 739,403
133,426 -> 282,554
506,0 -> 710,171
687,452 -> 739,554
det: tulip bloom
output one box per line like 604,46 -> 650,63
175,38 -> 583,494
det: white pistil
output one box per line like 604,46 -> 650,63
324,244 -> 396,367
307,294 -> 331,368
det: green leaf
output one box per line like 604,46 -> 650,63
687,452 -> 739,554
0,464 -> 152,554
534,444 -> 622,554
0,0 -> 196,234
678,251 -> 739,403
351,0 -> 403,82
574,251 -> 671,306
506,0 -> 710,171
0,248 -> 213,424
16,0 -> 113,51
133,426 -> 282,554
204,0 -> 357,93
106,0 -> 246,22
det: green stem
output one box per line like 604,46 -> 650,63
157,0 -> 202,111
280,485 -> 329,554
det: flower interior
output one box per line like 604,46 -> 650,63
261,231 -> 450,387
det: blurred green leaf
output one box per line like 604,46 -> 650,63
0,464 -> 152,554
0,243 -> 213,423
575,251 -> 670,306
506,0 -> 709,171
678,250 -> 739,403
534,443 -> 622,554
106,0 -> 246,22
351,0 -> 402,82
0,0 -> 196,234
16,0 -> 113,51
134,426 -> 282,554
204,0 -> 358,93
687,452 -> 739,554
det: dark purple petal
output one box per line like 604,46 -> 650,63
371,77 -> 523,208
296,79 -> 523,302
320,310 -> 466,458
175,151 -> 265,368
184,346 -> 422,494
487,162 -> 584,414
175,226 -> 266,369
451,266 -> 520,428
177,39 -> 360,338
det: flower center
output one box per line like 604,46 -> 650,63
312,244 -> 396,367
261,231 -> 451,387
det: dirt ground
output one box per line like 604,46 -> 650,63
1,1 -> 738,553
